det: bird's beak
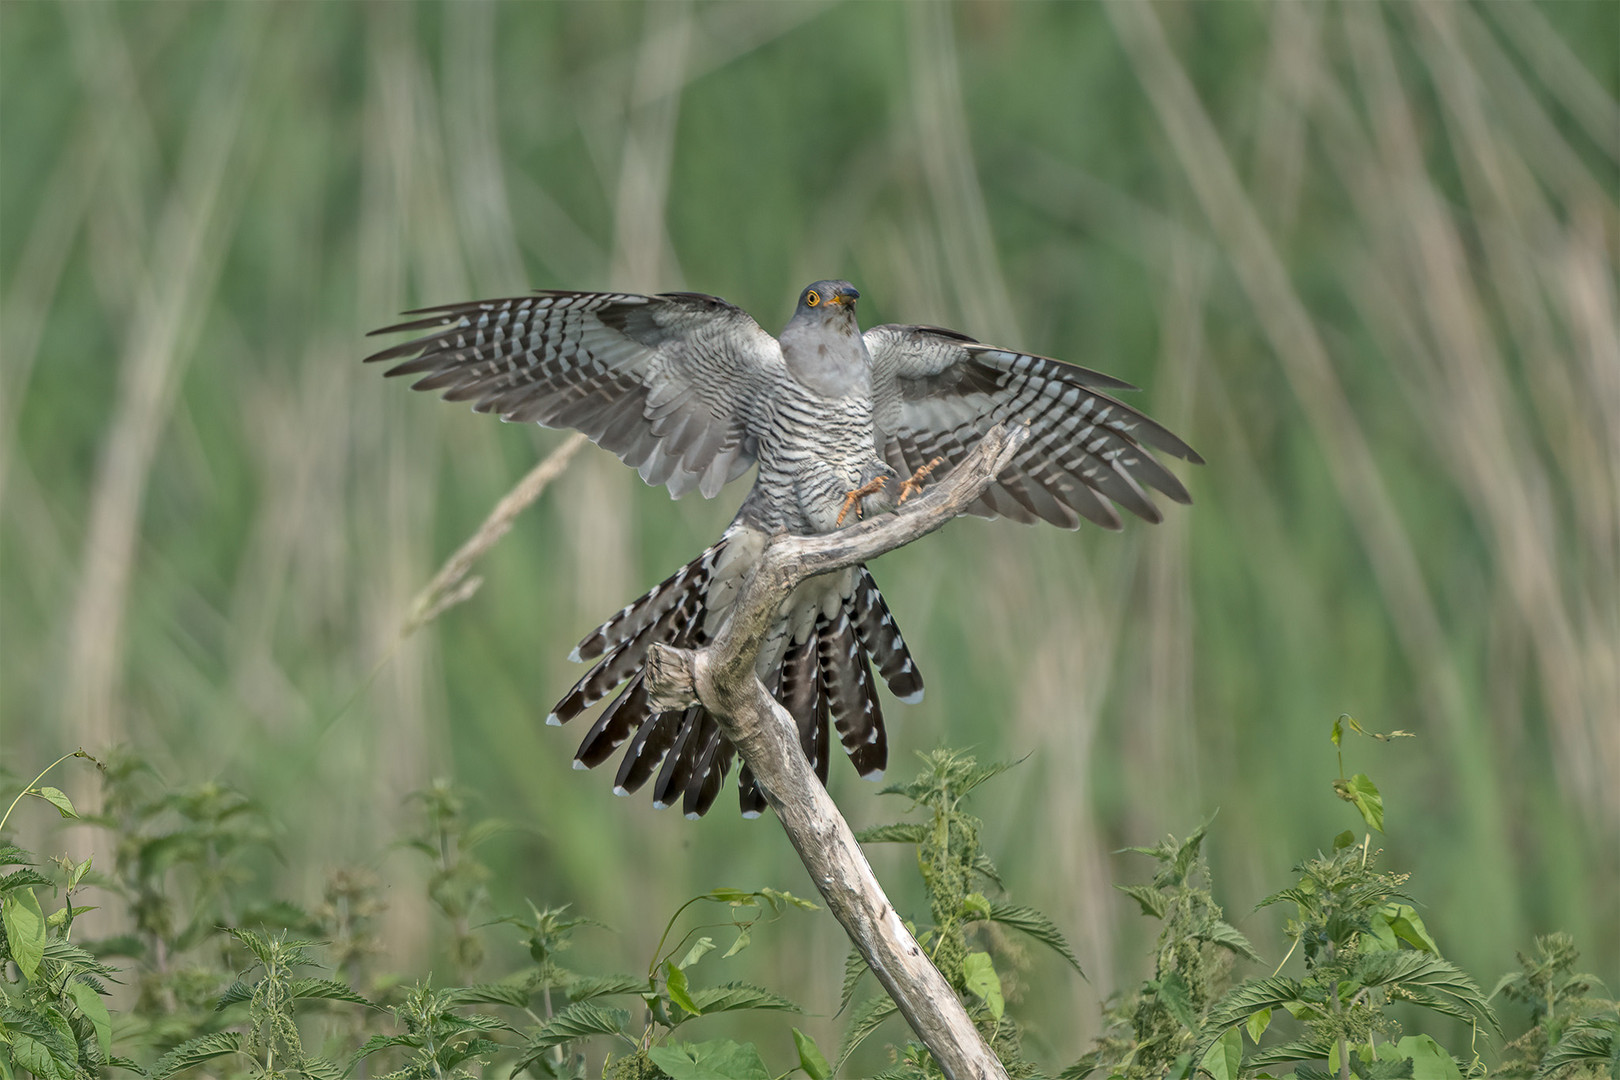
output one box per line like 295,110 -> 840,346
831,288 -> 859,307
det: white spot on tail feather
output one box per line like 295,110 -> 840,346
571,759 -> 587,770
545,713 -> 562,726
899,688 -> 924,704
741,809 -> 762,820
612,786 -> 629,797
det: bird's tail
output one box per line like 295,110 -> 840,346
553,542 -> 924,818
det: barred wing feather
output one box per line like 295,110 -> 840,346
864,324 -> 1202,529
365,291 -> 783,499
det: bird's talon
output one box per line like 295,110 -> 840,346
836,477 -> 888,526
897,457 -> 946,504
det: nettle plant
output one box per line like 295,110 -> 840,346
3,731 -> 1616,1080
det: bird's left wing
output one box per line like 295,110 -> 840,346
366,291 -> 784,498
865,324 -> 1202,529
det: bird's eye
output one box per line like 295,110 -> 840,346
806,290 -> 820,308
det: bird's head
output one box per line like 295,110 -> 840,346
792,280 -> 860,324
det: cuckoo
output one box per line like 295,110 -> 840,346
366,281 -> 1201,818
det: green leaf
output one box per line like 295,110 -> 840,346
666,960 -> 700,1015
973,851 -> 1004,889
526,1002 -> 631,1051
756,887 -> 817,912
2,888 -> 46,979
678,937 -> 715,970
1381,904 -> 1440,955
290,978 -> 374,1007
1394,1036 -> 1463,1080
1355,952 -> 1498,1032
649,1038 -> 771,1080
840,949 -> 868,1014
7,1032 -> 68,1080
1332,715 -> 1346,747
1197,919 -> 1261,963
1202,977 -> 1313,1033
30,788 -> 77,819
447,982 -> 530,1008
963,952 -> 1004,1020
722,926 -> 751,958
0,847 -> 34,868
0,870 -> 53,894
1246,1008 -> 1271,1045
566,973 -> 647,1002
854,823 -> 927,844
1333,831 -> 1357,851
1200,1027 -> 1243,1080
214,981 -> 254,1010
793,1028 -> 831,1080
838,995 -> 901,1068
1158,970 -> 1198,1032
1246,1037 -> 1338,1069
150,1031 -> 245,1079
66,982 -> 112,1058
1116,883 -> 1169,919
687,982 -> 801,1014
1334,773 -> 1385,833
986,901 -> 1084,974
962,892 -> 993,919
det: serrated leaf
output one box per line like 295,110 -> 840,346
151,1031 -> 245,1078
67,982 -> 112,1058
677,937 -> 715,970
838,995 -> 900,1068
1356,953 -> 1497,1032
854,823 -> 927,844
650,1038 -> 771,1080
973,851 -> 1004,888
1197,920 -> 1261,963
1246,1008 -> 1272,1045
0,846 -> 34,867
1158,971 -> 1198,1032
987,902 -> 1084,974
963,952 -> 1004,1020
447,982 -> 530,1008
0,870 -> 53,894
214,981 -> 254,1011
566,974 -> 647,1002
526,1002 -> 630,1051
1116,883 -> 1169,919
459,817 -> 524,851
687,982 -> 801,1015
793,1028 -> 831,1080
7,1031 -> 68,1080
665,960 -> 700,1015
1246,1037 -> 1338,1069
3,888 -> 46,979
840,949 -> 868,1014
1202,977 -> 1313,1033
1200,1027 -> 1242,1080
291,978 -> 374,1007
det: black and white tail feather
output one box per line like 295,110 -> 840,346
552,535 -> 921,818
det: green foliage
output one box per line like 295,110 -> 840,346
2,740 -> 1612,1080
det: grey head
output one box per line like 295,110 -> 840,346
779,280 -> 868,397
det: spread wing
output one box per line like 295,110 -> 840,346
365,291 -> 785,498
865,324 -> 1202,529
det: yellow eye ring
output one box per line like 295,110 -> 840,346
806,290 -> 820,308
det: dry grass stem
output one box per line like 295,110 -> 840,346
404,432 -> 588,636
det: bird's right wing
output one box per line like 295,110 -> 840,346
865,324 -> 1202,529
365,291 -> 785,498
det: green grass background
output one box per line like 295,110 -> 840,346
3,0 -> 1616,1068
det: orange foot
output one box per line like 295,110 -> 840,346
836,476 -> 889,526
897,457 -> 946,504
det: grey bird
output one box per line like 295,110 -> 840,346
366,280 -> 1201,817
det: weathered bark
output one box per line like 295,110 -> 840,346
644,423 -> 1028,1080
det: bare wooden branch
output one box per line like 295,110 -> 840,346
644,422 -> 1028,1080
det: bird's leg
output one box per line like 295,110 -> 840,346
836,477 -> 890,527
897,457 -> 946,504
